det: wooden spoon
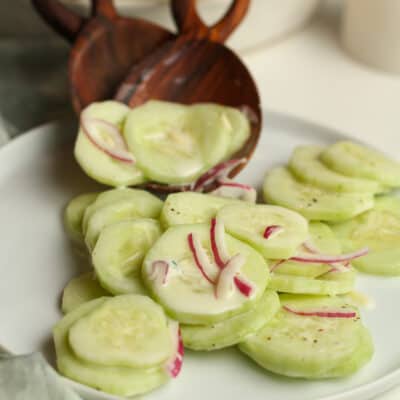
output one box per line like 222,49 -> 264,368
31,0 -> 173,112
115,0 -> 261,192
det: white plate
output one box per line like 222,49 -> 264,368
1,111 -> 400,400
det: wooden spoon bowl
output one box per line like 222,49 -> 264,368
31,0 -> 173,112
115,0 -> 261,192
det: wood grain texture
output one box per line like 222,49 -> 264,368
31,0 -> 86,42
69,16 -> 172,112
31,0 -> 173,112
171,0 -> 250,42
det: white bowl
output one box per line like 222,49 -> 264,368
61,0 -> 319,54
341,0 -> 400,74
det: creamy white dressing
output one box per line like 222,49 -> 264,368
143,225 -> 268,320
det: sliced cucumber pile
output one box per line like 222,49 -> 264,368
289,145 -> 384,194
54,296 -> 175,397
58,135 -> 400,394
263,141 -> 400,222
92,219 -> 161,295
321,141 -> 400,187
74,101 -> 146,187
61,273 -> 109,314
217,203 -> 308,259
269,222 -> 355,295
74,100 -> 250,187
332,196 -> 400,276
239,294 -> 373,379
142,223 -> 270,324
63,188 -> 164,300
181,290 -> 279,351
124,101 -> 249,184
83,188 -> 163,251
262,140 -> 400,278
82,187 -> 158,232
263,167 -> 374,222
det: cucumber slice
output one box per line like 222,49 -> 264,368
269,269 -> 356,295
160,192 -> 242,228
74,101 -> 145,187
92,219 -> 162,295
142,224 -> 270,324
181,290 -> 279,351
191,103 -> 250,156
68,295 -> 173,369
272,261 -> 331,278
239,294 -> 373,378
61,273 -> 109,314
332,195 -> 400,275
274,222 -> 340,277
263,167 -> 374,222
307,221 -> 342,253
124,101 -> 232,184
53,298 -> 169,397
289,145 -> 383,193
83,189 -> 163,251
217,203 -> 309,259
64,193 -> 98,244
82,187 -> 157,233
321,141 -> 400,187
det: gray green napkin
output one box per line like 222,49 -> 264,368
0,352 -> 82,400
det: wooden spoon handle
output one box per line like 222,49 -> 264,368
90,0 -> 118,18
31,0 -> 85,42
171,0 -> 208,39
171,0 -> 250,42
211,0 -> 250,42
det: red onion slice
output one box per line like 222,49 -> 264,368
290,247 -> 368,264
302,241 -> 320,254
263,225 -> 283,240
215,254 -> 245,299
210,179 -> 257,202
283,305 -> 356,319
149,260 -> 170,286
187,233 -> 216,284
326,263 -> 351,273
81,116 -> 135,164
209,218 -> 253,296
165,321 -> 184,378
270,260 -> 285,272
216,179 -> 253,191
193,158 -> 246,192
233,275 -> 254,297
210,218 -> 230,268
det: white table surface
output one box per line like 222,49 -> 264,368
244,0 -> 400,153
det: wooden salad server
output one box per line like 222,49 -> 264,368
32,0 -> 261,192
115,0 -> 261,191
